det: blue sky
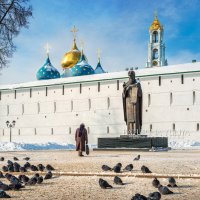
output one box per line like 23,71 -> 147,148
1,0 -> 200,84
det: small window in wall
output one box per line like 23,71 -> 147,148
71,100 -> 73,112
51,128 -> 54,135
152,31 -> 158,43
87,127 -> 90,134
148,94 -> 151,107
150,124 -> 152,132
3,129 -> 4,136
173,123 -> 175,131
30,88 -> 32,98
98,82 -> 100,92
117,80 -> 119,90
159,76 -> 161,86
197,123 -> 199,131
80,84 -> 82,94
22,104 -> 24,115
107,97 -> 110,109
37,102 -> 40,113
7,105 -> 9,116
107,126 -> 110,134
170,92 -> 173,105
34,128 -> 37,135
62,85 -> 65,95
0,91 -> 1,100
18,129 -> 21,136
69,127 -> 71,134
193,91 -> 196,105
181,74 -> 184,84
45,87 -> 48,96
14,90 -> 17,99
88,99 -> 91,110
54,102 -> 56,113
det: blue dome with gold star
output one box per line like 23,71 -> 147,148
36,56 -> 60,80
71,53 -> 94,76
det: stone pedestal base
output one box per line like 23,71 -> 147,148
97,135 -> 168,149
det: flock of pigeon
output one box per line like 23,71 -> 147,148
0,156 -> 55,198
99,155 -> 177,200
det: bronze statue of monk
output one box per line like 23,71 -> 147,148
122,70 -> 142,135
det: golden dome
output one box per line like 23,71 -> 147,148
61,39 -> 81,69
150,16 -> 163,31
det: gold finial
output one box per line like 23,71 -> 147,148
45,43 -> 51,57
71,25 -> 79,41
97,48 -> 101,62
154,10 -> 158,19
80,39 -> 84,53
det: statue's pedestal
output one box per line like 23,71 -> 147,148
96,135 -> 168,150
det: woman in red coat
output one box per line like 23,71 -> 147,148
75,123 -> 88,156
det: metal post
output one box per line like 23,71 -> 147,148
10,126 -> 11,143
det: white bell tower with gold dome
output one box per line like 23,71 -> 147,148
146,13 -> 167,67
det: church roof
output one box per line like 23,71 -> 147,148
150,15 -> 163,31
36,56 -> 60,80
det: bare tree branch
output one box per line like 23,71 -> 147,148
0,0 -> 32,69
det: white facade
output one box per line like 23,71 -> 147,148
0,62 -> 200,146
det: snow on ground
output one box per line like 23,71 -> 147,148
0,142 -> 76,151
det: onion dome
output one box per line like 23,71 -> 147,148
150,15 -> 163,31
71,52 -> 95,76
61,39 -> 81,69
36,56 -> 60,80
94,57 -> 106,74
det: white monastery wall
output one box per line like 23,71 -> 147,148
1,62 -> 200,145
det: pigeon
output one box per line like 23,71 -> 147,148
34,173 -> 40,178
7,165 -> 14,172
158,185 -> 173,195
148,192 -> 161,200
9,183 -> 24,190
2,166 -> 8,172
0,172 -> 5,178
167,177 -> 177,187
7,160 -> 13,166
23,157 -> 30,161
131,193 -> 147,200
13,157 -> 19,161
30,165 -> 38,171
5,173 -> 12,181
114,176 -> 124,185
0,190 -> 11,198
24,162 -> 31,169
152,178 -> 160,188
99,178 -> 112,189
44,171 -> 52,179
46,164 -> 55,171
13,162 -> 20,172
18,175 -> 23,182
123,164 -> 133,171
141,165 -> 152,173
134,155 -> 140,161
37,164 -> 45,171
113,163 -> 122,173
0,183 -> 10,191
26,177 -> 37,185
19,167 -> 27,173
10,176 -> 20,185
21,175 -> 29,184
102,165 -> 112,171
37,176 -> 43,184
0,157 -> 4,162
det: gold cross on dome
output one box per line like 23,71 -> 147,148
45,43 -> 51,56
71,25 -> 79,40
98,48 -> 101,62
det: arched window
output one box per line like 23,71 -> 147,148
152,31 -> 158,43
153,49 -> 158,59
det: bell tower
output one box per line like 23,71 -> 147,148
146,13 -> 167,67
